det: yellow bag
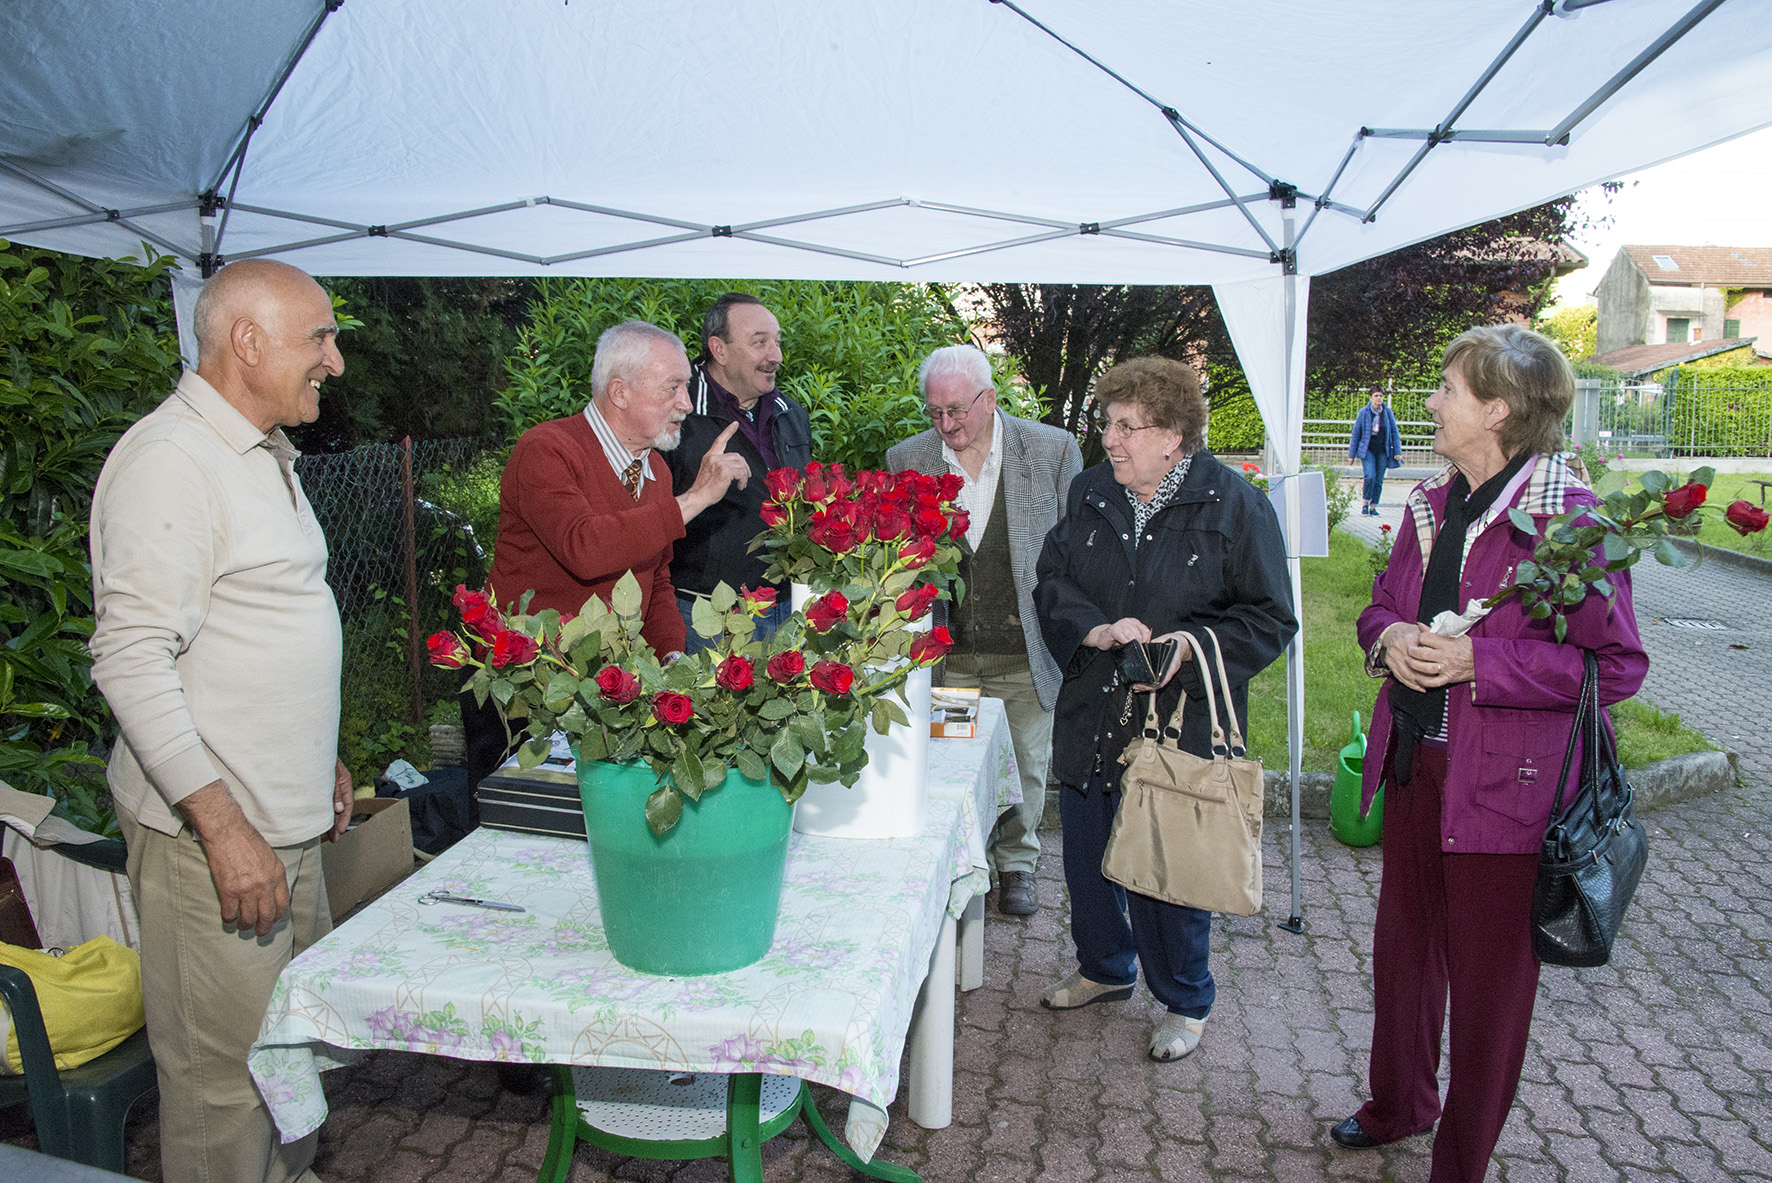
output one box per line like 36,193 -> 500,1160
0,936 -> 145,1073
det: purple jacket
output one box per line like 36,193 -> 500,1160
1358,454 -> 1649,855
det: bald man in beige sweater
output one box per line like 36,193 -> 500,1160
90,259 -> 352,1183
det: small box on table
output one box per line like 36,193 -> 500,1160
476,760 -> 585,840
930,687 -> 981,739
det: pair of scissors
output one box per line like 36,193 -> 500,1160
418,890 -> 525,913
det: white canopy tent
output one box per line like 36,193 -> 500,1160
6,0 -> 1770,924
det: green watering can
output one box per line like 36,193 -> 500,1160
1329,711 -> 1383,847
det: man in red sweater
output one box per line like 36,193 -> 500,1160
465,319 -> 749,784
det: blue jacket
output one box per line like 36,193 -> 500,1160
1349,403 -> 1402,466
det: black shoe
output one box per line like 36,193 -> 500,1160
1330,1115 -> 1381,1149
997,870 -> 1039,915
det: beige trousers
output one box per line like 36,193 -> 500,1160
117,804 -> 330,1183
941,652 -> 1054,875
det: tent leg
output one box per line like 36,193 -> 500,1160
1276,599 -> 1305,935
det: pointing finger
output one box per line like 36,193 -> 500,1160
712,421 -> 741,452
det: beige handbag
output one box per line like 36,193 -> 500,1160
1102,628 -> 1265,916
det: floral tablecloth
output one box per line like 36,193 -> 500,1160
249,704 -> 1015,1163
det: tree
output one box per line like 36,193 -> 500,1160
291,276 -> 536,452
0,241 -> 182,832
1535,304 -> 1598,360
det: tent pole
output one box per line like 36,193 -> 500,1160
1278,200 -> 1306,935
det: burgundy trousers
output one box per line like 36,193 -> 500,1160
1354,745 -> 1542,1183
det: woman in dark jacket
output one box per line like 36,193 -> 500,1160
1033,357 -> 1296,1062
1332,325 -> 1648,1180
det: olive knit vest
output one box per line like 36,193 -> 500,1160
950,477 -> 1022,656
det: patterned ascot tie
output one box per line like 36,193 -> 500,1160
621,457 -> 643,500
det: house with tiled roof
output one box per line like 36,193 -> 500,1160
1594,244 -> 1772,359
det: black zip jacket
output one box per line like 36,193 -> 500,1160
1034,451 -> 1297,788
663,365 -> 813,596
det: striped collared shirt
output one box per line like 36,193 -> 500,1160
582,399 -> 655,490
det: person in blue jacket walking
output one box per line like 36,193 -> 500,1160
1349,389 -> 1403,516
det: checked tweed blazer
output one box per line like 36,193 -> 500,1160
886,410 -> 1083,711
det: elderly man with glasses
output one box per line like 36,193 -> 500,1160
886,344 -> 1083,915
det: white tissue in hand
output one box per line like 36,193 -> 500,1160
1427,602 -> 1491,639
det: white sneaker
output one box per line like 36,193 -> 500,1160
1149,1012 -> 1207,1061
1040,970 -> 1135,1010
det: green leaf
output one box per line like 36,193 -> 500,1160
673,751 -> 705,801
806,762 -> 842,784
701,757 -> 727,789
1593,469 -> 1629,498
1507,507 -> 1537,535
1690,465 -> 1716,489
1653,538 -> 1683,567
1639,469 -> 1668,496
770,728 -> 805,779
1601,532 -> 1630,563
516,737 -> 551,769
610,571 -> 643,618
832,721 -> 866,764
1553,613 -> 1568,644
645,785 -> 683,835
735,748 -> 768,782
543,671 -> 578,709
710,582 -> 738,613
875,697 -> 910,728
759,697 -> 796,721
691,595 -> 724,639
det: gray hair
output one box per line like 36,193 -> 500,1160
917,344 -> 993,400
590,320 -> 688,399
1442,324 -> 1574,459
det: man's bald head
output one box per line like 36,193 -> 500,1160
192,260 -> 344,433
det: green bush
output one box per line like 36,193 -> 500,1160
0,242 -> 181,833
1664,366 -> 1772,458
501,279 -> 985,470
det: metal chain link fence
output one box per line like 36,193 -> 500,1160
295,437 -> 504,780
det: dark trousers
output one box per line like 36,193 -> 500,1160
1059,772 -> 1214,1019
1354,745 -> 1541,1183
1361,451 -> 1388,505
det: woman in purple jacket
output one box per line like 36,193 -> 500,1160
1330,325 -> 1648,1182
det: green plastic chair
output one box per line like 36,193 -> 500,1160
0,837 -> 157,1172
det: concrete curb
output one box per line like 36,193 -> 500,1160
1260,747 -> 1738,821
1665,536 -> 1772,578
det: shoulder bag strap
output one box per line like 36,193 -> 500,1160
1547,649 -> 1600,826
1157,631 -> 1226,754
1199,627 -> 1247,757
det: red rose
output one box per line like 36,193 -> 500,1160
895,583 -> 940,621
826,465 -> 853,501
913,505 -> 949,538
909,626 -> 955,665
426,631 -> 468,668
1662,481 -> 1707,520
716,655 -> 754,691
453,584 -> 490,613
805,590 -> 849,632
1725,499 -> 1771,536
808,511 -> 862,553
489,629 -> 540,668
652,692 -> 694,725
899,537 -> 938,569
461,598 -> 505,643
763,467 -> 801,501
937,473 -> 964,501
872,505 -> 913,542
947,509 -> 971,540
740,586 -> 778,614
766,651 -> 806,683
803,470 -> 830,503
594,665 -> 641,704
808,659 -> 855,695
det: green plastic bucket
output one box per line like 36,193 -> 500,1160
579,761 -> 792,976
1329,711 -> 1383,847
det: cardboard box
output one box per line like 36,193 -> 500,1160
930,686 -> 981,739
322,797 -> 415,923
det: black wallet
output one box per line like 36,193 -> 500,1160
1116,639 -> 1177,686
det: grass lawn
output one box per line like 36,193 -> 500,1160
1242,531 -> 1715,772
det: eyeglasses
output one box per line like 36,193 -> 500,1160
1092,413 -> 1163,438
923,388 -> 991,424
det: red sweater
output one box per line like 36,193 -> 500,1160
486,413 -> 688,654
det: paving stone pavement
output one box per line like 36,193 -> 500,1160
9,475 -> 1771,1182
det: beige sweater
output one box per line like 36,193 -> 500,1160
89,372 -> 343,846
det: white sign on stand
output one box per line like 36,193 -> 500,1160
1266,469 -> 1330,558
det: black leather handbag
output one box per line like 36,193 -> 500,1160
1531,650 -> 1649,968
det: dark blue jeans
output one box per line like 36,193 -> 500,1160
1059,771 -> 1215,1018
1361,451 -> 1388,506
677,595 -> 792,654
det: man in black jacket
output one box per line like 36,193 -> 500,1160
665,293 -> 813,649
